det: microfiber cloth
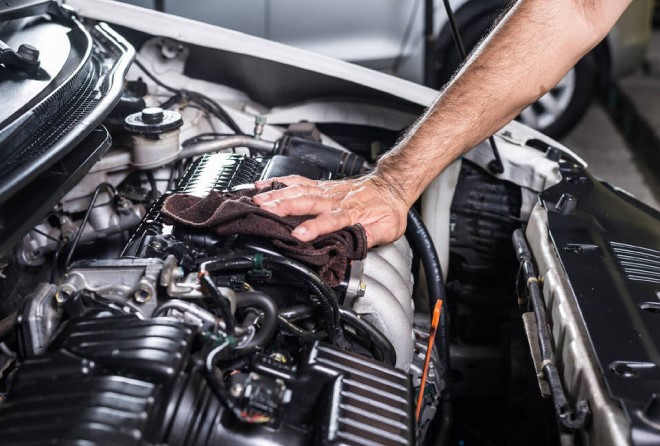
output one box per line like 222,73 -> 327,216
161,183 -> 367,286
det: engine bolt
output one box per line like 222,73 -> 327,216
149,240 -> 165,252
230,383 -> 244,398
134,287 -> 152,303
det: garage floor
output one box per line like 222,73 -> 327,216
561,30 -> 660,212
561,103 -> 660,211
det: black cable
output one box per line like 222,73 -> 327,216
133,59 -> 243,134
184,90 -> 243,134
278,314 -> 326,341
199,274 -> 235,337
64,183 -> 116,268
144,170 -> 159,202
133,58 -> 178,93
512,229 -> 590,430
31,228 -> 60,243
204,341 -> 245,420
166,161 -> 180,192
199,255 -> 341,344
441,0 -> 504,174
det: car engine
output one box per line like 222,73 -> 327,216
2,3 -> 660,445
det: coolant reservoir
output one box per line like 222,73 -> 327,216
124,107 -> 183,169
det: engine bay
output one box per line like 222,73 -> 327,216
1,5 -> 660,445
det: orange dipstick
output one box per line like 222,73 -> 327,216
416,299 -> 443,421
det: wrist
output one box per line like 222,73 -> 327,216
371,158 -> 420,209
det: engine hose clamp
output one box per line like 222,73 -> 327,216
527,276 -> 539,286
253,253 -> 264,270
249,253 -> 272,280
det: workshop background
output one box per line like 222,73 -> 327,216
120,0 -> 660,211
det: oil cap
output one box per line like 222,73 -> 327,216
124,107 -> 183,134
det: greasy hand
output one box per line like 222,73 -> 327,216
252,174 -> 410,248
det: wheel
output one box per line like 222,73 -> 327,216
434,6 -> 597,139
517,55 -> 595,138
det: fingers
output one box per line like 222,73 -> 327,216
290,210 -> 355,242
260,194 -> 335,217
254,175 -> 318,189
253,183 -> 325,205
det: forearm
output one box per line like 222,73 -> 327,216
375,0 -> 632,207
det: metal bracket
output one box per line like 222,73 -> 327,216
0,40 -> 40,77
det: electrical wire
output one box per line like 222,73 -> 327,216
31,228 -> 60,243
64,183 -> 116,268
133,58 -> 244,134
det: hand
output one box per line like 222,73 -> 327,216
252,174 -> 410,248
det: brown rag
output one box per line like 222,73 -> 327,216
161,183 -> 367,286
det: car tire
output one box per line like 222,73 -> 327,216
434,7 -> 597,139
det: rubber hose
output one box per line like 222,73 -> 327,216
200,255 -> 340,343
278,315 -> 327,341
406,208 -> 453,446
338,307 -> 397,367
0,311 -> 17,343
200,275 -> 235,337
405,209 -> 450,370
234,291 -> 278,354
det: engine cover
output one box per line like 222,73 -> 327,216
0,316 -> 415,446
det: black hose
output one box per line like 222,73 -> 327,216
278,315 -> 327,341
279,304 -> 317,322
204,341 -> 245,421
145,170 -> 159,201
405,209 -> 449,366
199,274 -> 235,337
200,255 -> 341,344
0,311 -> 18,343
512,230 -> 552,359
405,208 -> 453,445
234,291 -> 278,354
512,229 -> 590,430
338,307 -> 397,367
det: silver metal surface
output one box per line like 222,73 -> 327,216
177,135 -> 275,160
526,204 -> 630,446
353,236 -> 415,370
20,283 -> 59,356
56,259 -> 166,317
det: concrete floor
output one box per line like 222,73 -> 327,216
560,30 -> 660,212
561,103 -> 660,211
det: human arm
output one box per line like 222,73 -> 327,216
253,0 -> 632,247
